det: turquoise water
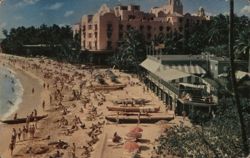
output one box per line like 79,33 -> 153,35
0,67 -> 23,120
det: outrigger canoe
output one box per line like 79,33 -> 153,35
107,106 -> 160,113
1,115 -> 48,124
105,114 -> 174,124
91,84 -> 126,91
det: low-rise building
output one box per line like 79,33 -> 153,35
140,55 -> 247,115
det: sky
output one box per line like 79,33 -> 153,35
0,0 -> 250,38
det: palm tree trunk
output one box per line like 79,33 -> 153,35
248,50 -> 250,72
229,0 -> 249,156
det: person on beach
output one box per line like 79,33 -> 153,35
29,124 -> 35,139
72,143 -> 76,158
34,117 -> 38,129
11,128 -> 17,144
50,95 -> 52,104
9,142 -> 15,157
34,109 -> 37,117
26,115 -> 30,129
14,113 -> 17,120
22,126 -> 27,140
42,100 -> 45,111
17,128 -> 22,142
112,132 -> 121,143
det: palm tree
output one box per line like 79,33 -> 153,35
110,29 -> 146,72
228,0 -> 249,156
208,14 -> 228,46
235,28 -> 250,72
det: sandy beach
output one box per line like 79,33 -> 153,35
0,60 -> 46,158
0,53 -> 179,158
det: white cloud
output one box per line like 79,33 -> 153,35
241,5 -> 250,15
64,10 -> 74,17
15,0 -> 40,7
0,22 -> 7,29
47,2 -> 63,10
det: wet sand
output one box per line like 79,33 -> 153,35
0,63 -> 46,158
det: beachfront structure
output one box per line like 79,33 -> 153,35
80,0 -> 210,53
140,55 -> 247,115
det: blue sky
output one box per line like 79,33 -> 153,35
0,0 -> 250,38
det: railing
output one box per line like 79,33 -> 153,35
147,73 -> 179,95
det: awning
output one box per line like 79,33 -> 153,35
155,68 -> 191,81
164,64 -> 206,75
140,58 -> 161,73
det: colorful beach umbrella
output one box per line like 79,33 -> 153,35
130,126 -> 143,133
124,141 -> 139,152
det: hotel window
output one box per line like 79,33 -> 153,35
94,32 -> 97,38
179,18 -> 183,23
128,15 -> 136,20
140,25 -> 144,31
119,32 -> 123,39
107,24 -> 112,31
88,33 -> 92,38
179,27 -> 183,32
83,33 -> 86,38
83,25 -> 86,31
83,41 -> 85,47
88,25 -> 92,30
89,42 -> 92,49
95,24 -> 98,30
119,24 -> 123,30
107,41 -> 112,49
147,33 -> 151,38
159,26 -> 163,31
127,24 -> 131,30
94,41 -> 97,49
147,25 -> 151,31
166,26 -> 171,32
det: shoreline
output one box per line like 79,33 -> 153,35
0,66 -> 24,120
0,60 -> 46,158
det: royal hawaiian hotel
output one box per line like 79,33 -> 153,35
74,0 -> 210,53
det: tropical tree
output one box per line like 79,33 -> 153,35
208,14 -> 229,46
109,29 -> 146,72
235,28 -> 250,72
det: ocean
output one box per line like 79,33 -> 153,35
0,66 -> 23,120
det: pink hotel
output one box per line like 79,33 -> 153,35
77,0 -> 210,53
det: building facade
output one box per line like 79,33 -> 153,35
140,55 -> 247,115
80,0 -> 210,52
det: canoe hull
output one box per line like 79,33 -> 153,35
107,106 -> 160,113
1,115 -> 48,124
91,84 -> 126,91
105,115 -> 174,124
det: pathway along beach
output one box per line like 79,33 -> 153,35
0,54 -> 178,158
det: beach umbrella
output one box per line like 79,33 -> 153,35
126,131 -> 142,139
130,126 -> 143,133
124,141 -> 140,153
